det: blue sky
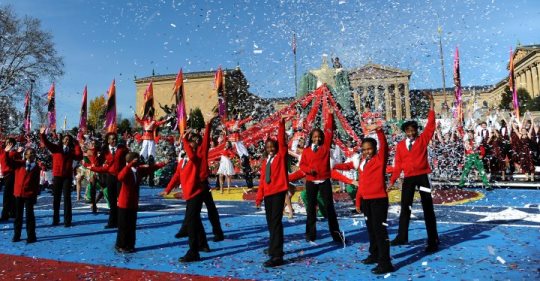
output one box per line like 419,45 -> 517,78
2,0 -> 539,127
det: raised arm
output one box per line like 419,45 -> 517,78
278,117 -> 287,156
323,108 -> 334,150
39,127 -> 60,153
73,140 -> 83,161
134,114 -> 143,125
182,136 -> 195,160
375,127 -> 388,162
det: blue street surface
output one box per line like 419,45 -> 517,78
0,187 -> 539,280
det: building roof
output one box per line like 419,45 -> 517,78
414,85 -> 494,94
134,68 -> 239,83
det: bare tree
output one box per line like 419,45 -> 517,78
0,5 -> 64,99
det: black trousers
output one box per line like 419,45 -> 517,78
241,156 -> 254,188
14,196 -> 36,240
361,197 -> 391,265
179,181 -> 223,237
396,174 -> 439,245
305,180 -> 341,241
264,191 -> 286,258
184,192 -> 208,258
52,176 -> 73,225
106,174 -> 121,227
1,173 -> 15,219
116,208 -> 137,250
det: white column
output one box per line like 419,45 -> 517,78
404,83 -> 411,119
525,68 -> 533,96
384,84 -> 390,120
395,84 -> 402,120
532,64 -> 539,98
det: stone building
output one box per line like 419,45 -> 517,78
134,67 -> 269,122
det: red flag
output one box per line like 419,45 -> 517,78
509,48 -> 519,118
77,86 -> 88,141
104,79 -> 117,133
141,81 -> 154,117
214,67 -> 227,120
173,69 -> 187,135
23,90 -> 31,135
46,83 -> 56,131
453,47 -> 463,124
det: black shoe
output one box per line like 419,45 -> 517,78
26,237 -> 37,244
390,238 -> 408,246
332,234 -> 346,245
12,237 -> 21,242
104,224 -> 117,229
213,234 -> 224,242
174,231 -> 188,239
486,186 -> 493,191
51,222 -> 60,226
425,244 -> 439,253
371,264 -> 394,275
64,223 -> 72,228
305,235 -> 315,242
199,245 -> 211,253
263,257 -> 284,268
0,216 -> 9,222
361,255 -> 378,265
91,206 -> 98,213
178,254 -> 201,263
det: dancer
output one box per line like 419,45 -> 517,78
40,127 -> 83,227
216,141 -> 236,194
0,138 -> 19,221
255,116 -> 289,267
8,148 -> 40,243
458,128 -> 491,189
224,114 -> 254,188
85,133 -> 129,228
334,124 -> 394,274
134,108 -> 166,162
116,152 -> 167,253
176,115 -> 225,242
161,132 -> 209,262
300,107 -> 344,244
389,91 -> 439,253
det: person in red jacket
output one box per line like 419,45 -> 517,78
255,116 -> 289,267
116,152 -> 167,253
334,125 -> 394,274
175,115 -> 224,242
0,138 -> 19,221
160,133 -> 208,262
134,109 -> 166,162
40,127 -> 83,227
8,148 -> 40,243
85,132 -> 129,229
389,92 -> 439,253
299,107 -> 344,244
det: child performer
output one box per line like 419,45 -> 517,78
389,91 -> 439,253
458,129 -> 491,189
334,125 -> 394,274
115,152 -> 167,253
8,148 -> 40,243
161,132 -> 208,262
299,107 -> 344,244
255,116 -> 289,267
40,127 -> 83,227
0,138 -> 19,221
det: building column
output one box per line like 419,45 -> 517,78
404,83 -> 411,119
384,83 -> 390,120
395,84 -> 402,120
525,68 -> 533,96
531,65 -> 540,98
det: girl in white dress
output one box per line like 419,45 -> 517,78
217,141 -> 236,194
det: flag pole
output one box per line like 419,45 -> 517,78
293,32 -> 298,96
438,25 -> 447,104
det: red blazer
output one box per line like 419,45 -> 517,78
256,119 -> 289,205
390,110 -> 435,185
288,167 -> 354,183
117,161 -> 166,209
335,129 -> 388,209
135,116 -> 166,140
197,122 -> 212,182
164,137 -> 202,200
40,134 -> 83,177
87,144 -> 129,176
299,112 -> 333,182
0,148 -> 19,175
7,154 -> 40,198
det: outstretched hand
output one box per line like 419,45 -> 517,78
39,126 -> 46,134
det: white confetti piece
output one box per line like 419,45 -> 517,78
419,186 -> 431,193
422,261 -> 428,266
253,49 -> 263,54
170,23 -> 176,28
487,245 -> 496,255
382,222 -> 388,226
496,256 -> 506,264
384,273 -> 391,278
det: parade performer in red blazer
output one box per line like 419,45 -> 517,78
85,132 -> 129,229
299,107 -> 344,244
389,92 -> 439,253
40,127 -> 83,227
255,116 -> 289,268
161,133 -> 208,262
0,137 -> 20,221
134,108 -> 166,161
175,115 -> 224,242
115,152 -> 167,253
334,125 -> 394,274
7,148 -> 40,243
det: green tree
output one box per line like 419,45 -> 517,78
88,95 -> 106,132
499,87 -> 532,113
188,107 -> 205,131
117,118 -> 132,134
